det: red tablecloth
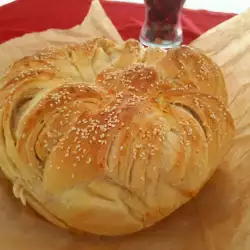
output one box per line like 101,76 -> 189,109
0,0 -> 236,45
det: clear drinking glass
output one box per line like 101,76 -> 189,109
139,0 -> 186,48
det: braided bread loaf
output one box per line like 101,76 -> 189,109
0,38 -> 234,236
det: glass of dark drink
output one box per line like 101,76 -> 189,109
139,0 -> 186,48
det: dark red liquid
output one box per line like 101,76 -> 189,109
145,0 -> 185,25
143,0 -> 185,43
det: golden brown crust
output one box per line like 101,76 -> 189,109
0,38 -> 235,236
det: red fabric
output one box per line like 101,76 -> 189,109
0,0 -> 236,45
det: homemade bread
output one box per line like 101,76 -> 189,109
0,38 -> 235,236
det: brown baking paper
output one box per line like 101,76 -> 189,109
1,0 -> 250,249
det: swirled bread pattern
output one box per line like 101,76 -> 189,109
0,38 -> 234,236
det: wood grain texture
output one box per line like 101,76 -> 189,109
0,3 -> 250,250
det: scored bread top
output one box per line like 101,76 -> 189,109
0,38 -> 234,236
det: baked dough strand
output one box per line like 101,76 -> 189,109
0,38 -> 234,236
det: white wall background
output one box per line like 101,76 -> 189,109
112,0 -> 250,14
0,0 -> 249,13
0,0 -> 15,7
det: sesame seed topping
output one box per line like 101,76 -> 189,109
3,38 -> 232,193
